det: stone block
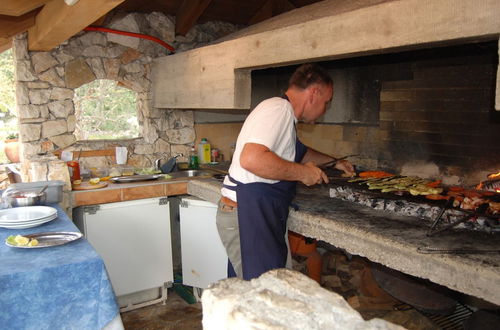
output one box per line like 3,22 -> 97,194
50,87 -> 74,100
15,60 -> 37,81
86,57 -> 106,79
166,127 -> 195,144
49,134 -> 76,150
39,68 -> 65,87
202,269 -> 403,330
48,100 -> 74,118
31,52 -> 58,74
29,89 -> 51,105
107,13 -> 141,49
65,58 -> 96,89
42,119 -> 68,137
20,124 -> 41,142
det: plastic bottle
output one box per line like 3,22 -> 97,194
188,145 -> 199,169
198,138 -> 211,164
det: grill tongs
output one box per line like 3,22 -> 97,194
319,154 -> 358,169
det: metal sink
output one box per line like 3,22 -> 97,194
167,169 -> 216,179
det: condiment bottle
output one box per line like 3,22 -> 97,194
188,145 -> 199,169
67,161 -> 81,181
198,138 -> 211,164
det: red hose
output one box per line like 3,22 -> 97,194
84,26 -> 175,53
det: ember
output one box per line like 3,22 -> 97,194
476,172 -> 500,193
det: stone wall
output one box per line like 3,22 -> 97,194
13,11 -> 239,183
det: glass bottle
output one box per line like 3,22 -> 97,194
188,145 -> 199,169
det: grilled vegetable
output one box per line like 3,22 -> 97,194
359,171 -> 394,178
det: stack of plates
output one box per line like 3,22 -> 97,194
0,206 -> 58,229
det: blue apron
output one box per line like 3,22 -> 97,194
224,137 -> 307,280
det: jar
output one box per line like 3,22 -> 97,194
67,161 -> 81,181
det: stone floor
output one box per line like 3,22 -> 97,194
120,248 -> 494,330
120,291 -> 203,330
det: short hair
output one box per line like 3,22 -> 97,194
288,63 -> 333,89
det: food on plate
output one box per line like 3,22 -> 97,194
135,167 -> 162,175
109,168 -> 121,177
99,176 -> 111,181
6,235 -> 38,247
72,180 -> 82,185
89,178 -> 100,184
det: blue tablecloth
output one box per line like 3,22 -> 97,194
0,204 -> 119,330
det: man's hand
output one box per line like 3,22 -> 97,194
301,162 -> 329,186
334,160 -> 356,177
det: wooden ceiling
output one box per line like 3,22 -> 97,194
0,0 -> 325,53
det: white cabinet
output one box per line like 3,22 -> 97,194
73,197 -> 173,299
180,197 -> 228,289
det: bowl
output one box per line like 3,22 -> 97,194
5,191 -> 46,207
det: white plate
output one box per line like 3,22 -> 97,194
0,213 -> 57,225
5,231 -> 83,248
0,206 -> 57,223
0,214 -> 57,229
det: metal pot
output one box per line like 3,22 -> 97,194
5,191 -> 46,207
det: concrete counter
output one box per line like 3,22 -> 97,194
188,178 -> 500,306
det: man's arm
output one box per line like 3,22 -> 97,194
301,148 -> 356,177
240,143 -> 328,186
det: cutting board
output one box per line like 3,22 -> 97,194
72,182 -> 108,190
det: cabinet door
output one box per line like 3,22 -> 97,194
180,198 -> 228,288
82,197 -> 173,296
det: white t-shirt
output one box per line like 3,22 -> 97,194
221,97 -> 297,202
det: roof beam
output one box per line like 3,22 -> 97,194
175,0 -> 213,36
28,0 -> 124,51
249,0 -> 295,25
0,11 -> 37,38
0,0 -> 49,16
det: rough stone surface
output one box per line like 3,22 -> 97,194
31,52 -> 58,74
50,87 -> 74,100
50,134 -> 77,149
202,269 -> 404,330
42,120 -> 68,137
188,179 -> 500,306
108,13 -> 141,49
39,68 -> 65,87
65,58 -> 96,89
29,89 -> 51,105
16,83 -> 30,105
166,127 -> 195,144
20,124 -> 41,142
16,60 -> 37,81
13,13 -> 239,168
48,100 -> 74,118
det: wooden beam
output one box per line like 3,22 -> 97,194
28,0 -> 124,51
0,11 -> 37,38
249,0 -> 295,25
175,0 -> 213,36
0,0 -> 48,16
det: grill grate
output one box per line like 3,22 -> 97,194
420,302 -> 474,330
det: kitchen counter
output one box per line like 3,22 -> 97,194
72,178 -> 189,206
188,178 -> 500,306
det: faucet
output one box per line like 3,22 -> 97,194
154,153 -> 183,170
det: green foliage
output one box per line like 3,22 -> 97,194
0,49 -> 15,117
74,79 -> 139,140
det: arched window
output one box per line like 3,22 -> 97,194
74,79 -> 139,140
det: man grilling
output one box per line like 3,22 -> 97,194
216,63 -> 355,280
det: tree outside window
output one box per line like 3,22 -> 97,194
74,79 -> 139,140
